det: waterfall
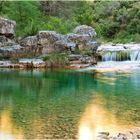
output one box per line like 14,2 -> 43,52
130,50 -> 140,61
98,44 -> 140,62
101,50 -> 140,61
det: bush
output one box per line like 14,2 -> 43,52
43,53 -> 69,68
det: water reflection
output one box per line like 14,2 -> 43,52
0,69 -> 140,139
0,111 -> 23,140
78,94 -> 135,140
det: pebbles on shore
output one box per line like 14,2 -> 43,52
96,128 -> 140,140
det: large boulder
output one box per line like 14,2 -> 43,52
0,17 -> 26,58
37,31 -> 63,54
0,16 -> 16,39
20,36 -> 42,56
19,25 -> 99,55
66,25 -> 98,52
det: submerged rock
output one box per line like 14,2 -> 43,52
96,129 -> 140,140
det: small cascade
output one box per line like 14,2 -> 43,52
98,44 -> 140,62
101,51 -> 131,61
130,50 -> 140,61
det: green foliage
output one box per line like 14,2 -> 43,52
92,1 -> 140,43
75,2 -> 94,26
1,1 -> 140,43
0,54 -> 4,60
43,53 -> 69,68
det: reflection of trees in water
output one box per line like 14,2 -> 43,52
0,70 -> 97,139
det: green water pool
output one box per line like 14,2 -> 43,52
0,69 -> 140,139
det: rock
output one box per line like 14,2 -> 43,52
37,31 -> 63,54
73,25 -> 96,38
20,36 -> 42,56
0,16 -> 99,66
0,36 -> 14,45
0,16 -> 16,39
0,44 -> 24,58
19,58 -> 46,68
67,33 -> 91,43
20,36 -> 38,47
0,60 -> 12,67
0,17 -> 24,58
66,25 -> 98,51
86,41 -> 99,53
68,54 -> 82,61
53,39 -> 71,52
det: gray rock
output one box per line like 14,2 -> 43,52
0,16 -> 16,39
73,25 -> 96,38
66,25 -> 99,52
20,36 -> 38,47
68,54 -> 82,61
0,44 -> 24,58
0,36 -> 12,44
66,33 -> 92,43
37,31 -> 64,54
0,16 -> 99,61
19,58 -> 45,68
20,35 -> 42,56
86,41 -> 99,53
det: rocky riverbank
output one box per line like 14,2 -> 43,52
0,16 -> 99,69
0,54 -> 96,69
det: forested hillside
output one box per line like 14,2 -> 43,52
0,1 -> 140,43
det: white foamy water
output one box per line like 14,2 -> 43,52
98,43 -> 140,61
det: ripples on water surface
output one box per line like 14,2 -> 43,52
0,68 -> 140,139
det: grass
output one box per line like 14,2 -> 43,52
43,53 -> 69,68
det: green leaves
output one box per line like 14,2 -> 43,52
1,1 -> 140,43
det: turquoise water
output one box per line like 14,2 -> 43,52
0,69 -> 140,139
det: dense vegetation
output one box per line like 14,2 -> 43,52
0,1 -> 140,43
